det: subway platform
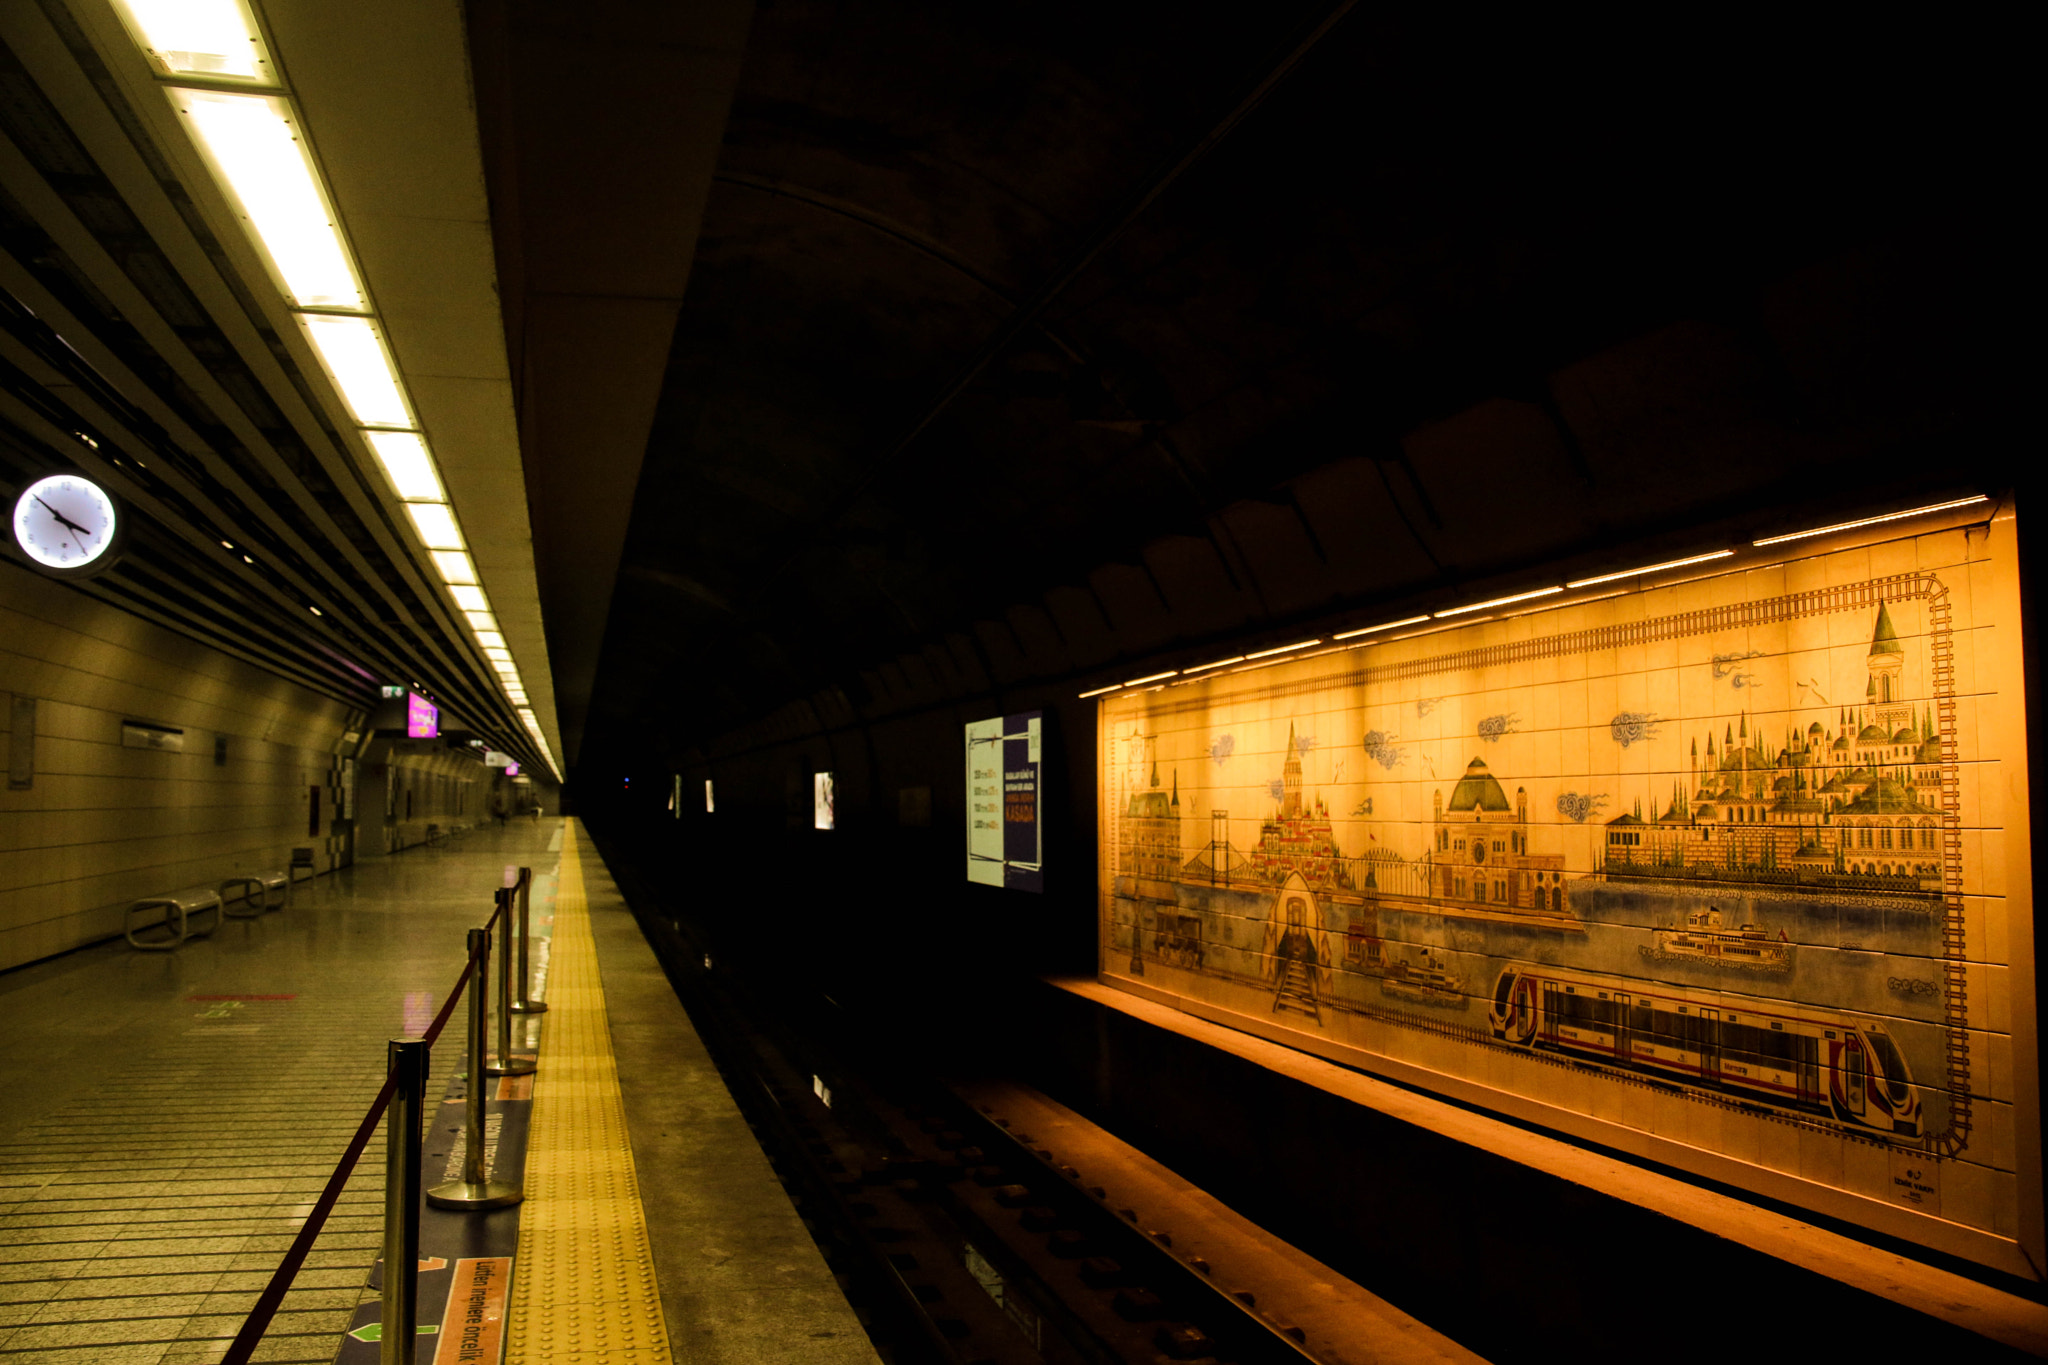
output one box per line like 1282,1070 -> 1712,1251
0,819 -> 878,1365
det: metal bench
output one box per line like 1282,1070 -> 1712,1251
218,871 -> 289,919
124,887 -> 223,950
286,846 -> 315,905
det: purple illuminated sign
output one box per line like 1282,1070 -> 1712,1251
405,692 -> 439,738
505,761 -> 520,777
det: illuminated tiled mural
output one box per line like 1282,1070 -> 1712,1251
1097,511 -> 2037,1273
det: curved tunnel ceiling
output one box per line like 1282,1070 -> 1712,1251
556,3 -> 2007,770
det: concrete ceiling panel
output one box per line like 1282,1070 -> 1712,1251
1005,605 -> 1070,678
1287,458 -> 1441,602
1141,535 -> 1253,641
1213,499 -> 1329,620
1088,563 -> 1173,657
1041,585 -> 1116,670
972,620 -> 1029,687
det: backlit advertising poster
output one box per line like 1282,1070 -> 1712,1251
814,771 -> 835,829
405,692 -> 438,738
967,711 -> 1042,891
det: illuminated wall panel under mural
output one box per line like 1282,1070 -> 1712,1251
1096,507 -> 2039,1274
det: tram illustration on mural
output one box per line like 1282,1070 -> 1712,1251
1101,553 -> 1995,1200
1488,963 -> 1922,1139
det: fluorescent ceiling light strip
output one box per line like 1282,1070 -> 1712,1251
451,586 -> 489,612
1392,617 -> 1491,640
1184,655 -> 1245,672
1508,589 -> 1625,617
1332,615 -> 1430,640
1565,550 -> 1736,588
365,431 -> 444,501
1124,670 -> 1177,686
405,503 -> 463,550
173,90 -> 360,308
1078,683 -> 1123,698
475,631 -> 505,650
119,0 -> 266,80
1752,495 -> 1990,547
1243,639 -> 1321,659
300,315 -> 409,426
1434,586 -> 1561,617
484,647 -> 513,664
432,550 -> 477,585
465,612 -> 498,633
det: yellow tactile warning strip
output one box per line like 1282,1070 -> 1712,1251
505,824 -> 674,1364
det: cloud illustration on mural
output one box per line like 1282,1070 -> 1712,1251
1209,734 -> 1235,766
1477,712 -> 1518,743
1610,712 -> 1661,748
1713,650 -> 1765,690
1556,791 -> 1608,823
1269,779 -> 1287,803
1361,729 -> 1406,770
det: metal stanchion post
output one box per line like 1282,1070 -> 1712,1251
509,868 -> 545,1015
427,927 -> 521,1210
488,885 -> 536,1076
381,1038 -> 426,1365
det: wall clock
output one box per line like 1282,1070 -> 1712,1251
10,473 -> 125,578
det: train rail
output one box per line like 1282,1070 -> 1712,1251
593,841 -> 1473,1364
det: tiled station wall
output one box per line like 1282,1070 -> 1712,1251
361,741 -> 499,854
0,561 -> 360,971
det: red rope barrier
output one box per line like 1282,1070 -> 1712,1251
422,946 -> 481,1049
219,894 -> 511,1365
217,1069 -> 399,1365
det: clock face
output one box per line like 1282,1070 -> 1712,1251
12,474 -> 120,574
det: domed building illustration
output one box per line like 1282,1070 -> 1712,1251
1428,756 -> 1568,915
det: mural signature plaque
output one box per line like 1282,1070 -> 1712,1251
1097,513 -> 2037,1273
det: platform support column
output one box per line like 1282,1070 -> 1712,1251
509,867 -> 546,1015
490,884 -> 536,1077
427,925 -> 521,1210
380,1037 -> 426,1365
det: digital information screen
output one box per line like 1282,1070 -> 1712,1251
966,711 -> 1041,891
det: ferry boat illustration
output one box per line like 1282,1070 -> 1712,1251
1641,906 -> 1791,973
1380,946 -> 1468,1007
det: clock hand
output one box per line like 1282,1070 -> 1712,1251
33,495 -> 89,537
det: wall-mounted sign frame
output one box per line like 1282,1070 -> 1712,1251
968,711 -> 1042,892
